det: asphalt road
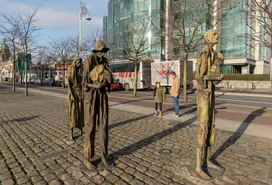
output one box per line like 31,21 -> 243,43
110,90 -> 272,108
2,82 -> 272,108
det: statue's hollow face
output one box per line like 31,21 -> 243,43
76,59 -> 82,67
205,30 -> 219,45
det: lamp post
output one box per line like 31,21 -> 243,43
270,58 -> 272,90
79,0 -> 91,57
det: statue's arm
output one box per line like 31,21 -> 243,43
194,53 -> 206,82
82,57 -> 91,91
67,69 -> 77,99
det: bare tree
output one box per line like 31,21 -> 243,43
33,46 -> 54,86
2,9 -> 41,95
241,0 -> 272,89
153,0 -> 237,101
0,15 -> 21,92
48,37 -> 74,88
69,29 -> 103,61
117,17 -> 157,96
84,28 -> 104,51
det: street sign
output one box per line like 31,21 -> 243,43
18,53 -> 31,71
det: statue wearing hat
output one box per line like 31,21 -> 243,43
193,30 -> 224,180
67,57 -> 84,141
82,40 -> 113,169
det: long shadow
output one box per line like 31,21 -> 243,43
109,98 -> 153,107
8,116 -> 40,122
109,103 -> 203,130
109,102 -> 226,131
211,107 -> 266,160
101,115 -> 198,165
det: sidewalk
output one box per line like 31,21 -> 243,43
3,84 -> 272,140
1,85 -> 272,185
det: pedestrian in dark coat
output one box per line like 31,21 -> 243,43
153,82 -> 165,118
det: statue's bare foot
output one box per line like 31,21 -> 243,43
101,157 -> 111,168
84,159 -> 96,170
195,168 -> 211,180
207,161 -> 222,171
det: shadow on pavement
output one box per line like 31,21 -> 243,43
163,102 -> 225,116
8,116 -> 40,122
211,107 -> 266,161
109,104 -> 203,130
105,114 -> 197,165
109,98 -> 153,107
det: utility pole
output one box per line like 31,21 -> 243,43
79,0 -> 83,57
79,0 -> 91,58
270,58 -> 272,91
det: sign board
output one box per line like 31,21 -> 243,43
18,53 -> 31,71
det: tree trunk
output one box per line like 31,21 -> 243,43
25,46 -> 28,96
63,62 -> 65,88
133,62 -> 139,97
12,53 -> 16,93
41,69 -> 43,87
20,71 -> 23,84
183,52 -> 188,102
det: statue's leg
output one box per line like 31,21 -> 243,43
69,128 -> 74,141
206,147 -> 222,170
79,98 -> 84,136
196,147 -> 210,180
195,91 -> 211,180
83,101 -> 96,169
206,92 -> 222,170
99,93 -> 110,168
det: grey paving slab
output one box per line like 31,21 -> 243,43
0,88 -> 272,185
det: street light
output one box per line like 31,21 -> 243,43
270,58 -> 272,91
79,0 -> 91,57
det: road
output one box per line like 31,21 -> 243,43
16,84 -> 272,108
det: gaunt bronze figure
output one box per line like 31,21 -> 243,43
67,57 -> 84,141
82,40 -> 113,169
194,30 -> 224,180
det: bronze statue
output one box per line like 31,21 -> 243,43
67,57 -> 84,141
194,30 -> 224,180
82,40 -> 113,169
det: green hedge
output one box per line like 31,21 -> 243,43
223,74 -> 270,81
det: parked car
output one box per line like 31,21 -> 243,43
106,80 -> 123,91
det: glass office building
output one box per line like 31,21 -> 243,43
105,0 -> 163,59
104,0 -> 271,74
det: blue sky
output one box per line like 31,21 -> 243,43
0,0 -> 108,46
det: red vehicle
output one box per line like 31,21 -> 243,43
106,80 -> 123,91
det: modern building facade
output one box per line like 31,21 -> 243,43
105,0 -> 164,59
103,0 -> 271,74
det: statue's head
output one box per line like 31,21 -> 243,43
73,57 -> 82,67
92,40 -> 110,58
204,30 -> 219,46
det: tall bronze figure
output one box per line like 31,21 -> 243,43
194,30 -> 224,180
82,40 -> 113,169
67,57 -> 84,141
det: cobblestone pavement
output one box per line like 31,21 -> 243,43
1,87 -> 272,185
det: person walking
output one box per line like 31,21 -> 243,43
153,82 -> 165,118
170,71 -> 181,117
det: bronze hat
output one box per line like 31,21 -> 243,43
92,40 -> 110,53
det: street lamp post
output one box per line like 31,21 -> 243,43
270,58 -> 272,91
79,0 -> 91,57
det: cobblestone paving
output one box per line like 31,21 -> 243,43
0,88 -> 272,185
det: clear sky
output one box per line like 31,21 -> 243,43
0,0 -> 108,46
